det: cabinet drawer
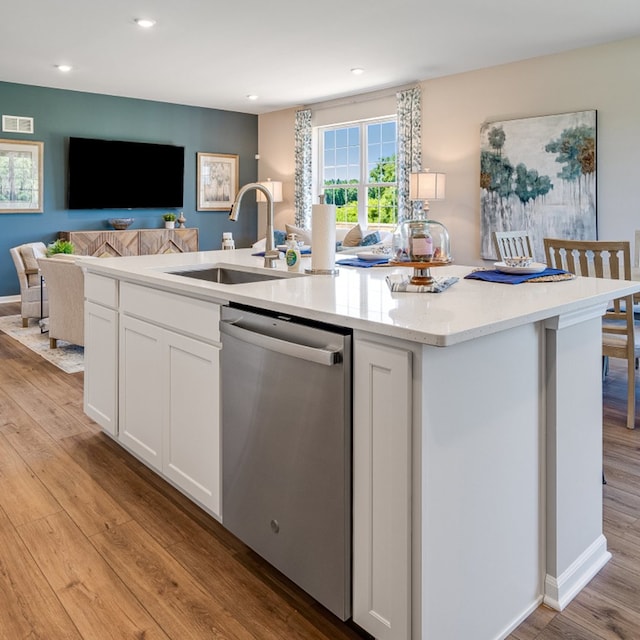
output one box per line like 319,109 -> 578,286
85,273 -> 118,308
120,282 -> 220,343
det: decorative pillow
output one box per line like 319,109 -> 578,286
361,231 -> 381,246
342,224 -> 363,247
19,245 -> 45,286
285,223 -> 312,245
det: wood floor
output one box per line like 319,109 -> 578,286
1,300 -> 640,639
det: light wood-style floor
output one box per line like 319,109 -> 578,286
1,301 -> 640,639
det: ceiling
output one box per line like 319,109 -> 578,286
1,0 -> 639,115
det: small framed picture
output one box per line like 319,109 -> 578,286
197,152 -> 239,211
0,139 -> 44,213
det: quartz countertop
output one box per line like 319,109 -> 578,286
81,248 -> 640,347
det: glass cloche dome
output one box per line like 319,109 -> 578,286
392,218 -> 451,264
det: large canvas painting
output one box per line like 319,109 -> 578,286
480,110 -> 596,260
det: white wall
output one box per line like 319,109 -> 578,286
259,36 -> 640,265
257,109 -> 297,236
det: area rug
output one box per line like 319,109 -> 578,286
0,315 -> 84,374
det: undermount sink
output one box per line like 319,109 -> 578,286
166,264 -> 305,285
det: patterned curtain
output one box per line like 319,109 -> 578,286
294,109 -> 313,228
396,87 -> 422,222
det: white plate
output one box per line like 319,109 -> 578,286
494,261 -> 547,274
357,251 -> 389,261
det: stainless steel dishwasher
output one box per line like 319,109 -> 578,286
220,304 -> 352,621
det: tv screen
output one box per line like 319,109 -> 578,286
68,137 -> 185,209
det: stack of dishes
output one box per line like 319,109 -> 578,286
494,256 -> 546,274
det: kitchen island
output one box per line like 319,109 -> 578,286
81,249 -> 640,640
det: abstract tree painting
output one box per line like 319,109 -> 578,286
480,110 -> 596,260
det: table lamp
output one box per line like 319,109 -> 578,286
256,179 -> 283,203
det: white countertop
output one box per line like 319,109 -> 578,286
81,248 -> 640,346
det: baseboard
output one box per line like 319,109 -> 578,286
0,295 -> 20,303
543,534 -> 611,611
492,596 -> 543,640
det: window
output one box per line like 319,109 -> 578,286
318,118 -> 397,228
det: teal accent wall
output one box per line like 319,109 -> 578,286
0,81 -> 258,297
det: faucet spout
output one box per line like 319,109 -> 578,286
229,182 -> 279,268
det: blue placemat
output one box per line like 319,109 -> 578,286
336,257 -> 389,268
464,268 -> 571,284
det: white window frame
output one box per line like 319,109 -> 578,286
315,116 -> 397,229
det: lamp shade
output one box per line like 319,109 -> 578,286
410,171 -> 446,202
256,178 -> 283,202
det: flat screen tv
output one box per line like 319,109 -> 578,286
68,137 -> 185,209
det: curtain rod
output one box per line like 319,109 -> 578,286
303,82 -> 419,113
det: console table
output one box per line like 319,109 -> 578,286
58,228 -> 199,257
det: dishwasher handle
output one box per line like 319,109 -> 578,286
220,319 -> 342,366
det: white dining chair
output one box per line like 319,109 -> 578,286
493,230 -> 535,262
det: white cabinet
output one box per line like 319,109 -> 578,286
352,337 -> 413,640
84,274 -> 119,435
119,315 -> 164,470
85,275 -> 222,519
118,283 -> 222,519
162,330 -> 220,516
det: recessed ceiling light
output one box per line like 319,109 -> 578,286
351,68 -> 365,75
135,18 -> 156,28
56,64 -> 72,72
246,95 -> 258,101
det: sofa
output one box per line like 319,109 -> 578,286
253,223 -> 392,253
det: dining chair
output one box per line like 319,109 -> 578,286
544,238 -> 639,429
493,230 -> 535,261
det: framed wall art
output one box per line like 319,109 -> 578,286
197,152 -> 239,211
480,110 -> 596,261
0,139 -> 44,213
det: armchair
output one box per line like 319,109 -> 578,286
9,242 -> 49,327
36,256 -> 85,348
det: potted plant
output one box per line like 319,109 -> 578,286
163,212 -> 177,229
46,239 -> 75,256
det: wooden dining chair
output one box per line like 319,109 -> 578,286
544,238 -> 640,429
493,230 -> 535,261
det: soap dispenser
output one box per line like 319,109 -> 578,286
222,231 -> 235,250
285,233 -> 302,272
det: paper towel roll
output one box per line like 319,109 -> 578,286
311,204 -> 336,271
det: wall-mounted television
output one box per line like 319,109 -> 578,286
67,137 -> 185,209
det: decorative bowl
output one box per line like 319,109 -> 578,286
503,256 -> 533,268
108,217 -> 134,230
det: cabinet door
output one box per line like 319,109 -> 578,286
60,230 -> 139,257
138,229 -> 199,254
119,315 -> 163,470
353,339 -> 412,640
163,331 -> 221,518
84,301 -> 118,435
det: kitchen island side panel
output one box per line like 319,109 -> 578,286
419,322 -> 543,640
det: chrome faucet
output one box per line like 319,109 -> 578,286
229,182 -> 280,268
